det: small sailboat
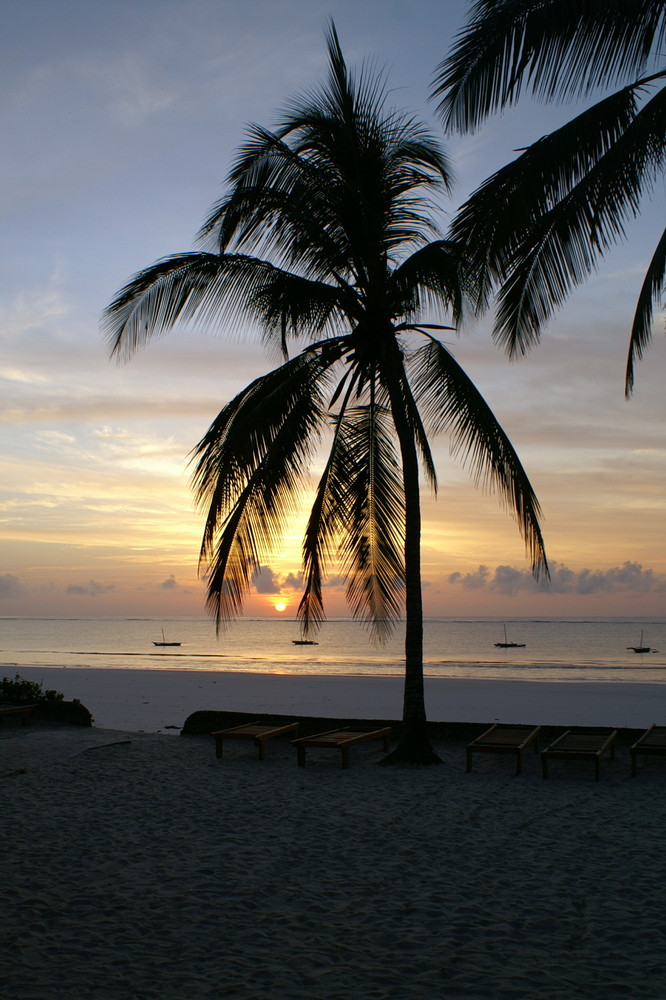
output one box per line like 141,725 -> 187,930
153,629 -> 181,647
627,631 -> 651,654
494,624 -> 526,648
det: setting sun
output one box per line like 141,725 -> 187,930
274,601 -> 287,612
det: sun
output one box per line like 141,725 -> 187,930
274,601 -> 287,612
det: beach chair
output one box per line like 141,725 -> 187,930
212,721 -> 300,760
629,725 -> 666,776
0,704 -> 38,726
291,727 -> 392,768
466,723 -> 542,775
541,729 -> 618,780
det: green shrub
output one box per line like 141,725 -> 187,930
0,673 -> 65,704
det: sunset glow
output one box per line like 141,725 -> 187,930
1,0 -> 664,621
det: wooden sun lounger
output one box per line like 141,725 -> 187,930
466,724 -> 542,775
0,704 -> 38,726
541,729 -> 618,780
630,725 -> 666,776
291,727 -> 392,768
212,721 -> 300,760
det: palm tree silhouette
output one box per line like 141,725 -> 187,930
104,25 -> 548,763
434,0 -> 666,395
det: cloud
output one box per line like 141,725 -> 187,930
66,580 -> 115,596
33,430 -> 77,450
491,565 -> 531,596
252,568 -> 307,594
252,566 -> 280,594
447,561 -> 666,597
551,562 -> 666,596
251,568 -> 344,594
159,575 -> 179,590
90,426 -> 188,476
0,573 -> 22,598
0,270 -> 70,340
0,367 -> 49,385
99,54 -> 177,126
447,566 -> 490,591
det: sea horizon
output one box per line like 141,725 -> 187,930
2,614 -> 665,686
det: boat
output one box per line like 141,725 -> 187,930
494,624 -> 526,648
153,629 -> 181,647
627,631 -> 652,654
292,640 -> 319,645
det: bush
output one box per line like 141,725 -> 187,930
0,673 -> 65,705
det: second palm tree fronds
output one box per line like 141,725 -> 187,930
434,0 -> 666,395
104,24 -> 548,763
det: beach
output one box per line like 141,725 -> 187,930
2,715 -> 666,999
8,665 -> 666,733
2,667 -> 666,998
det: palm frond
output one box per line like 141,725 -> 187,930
298,386 -> 357,635
199,127 -> 358,283
626,224 -> 666,395
391,239 -> 469,324
103,252 -> 351,360
103,253 -> 241,359
434,0 -> 666,131
191,344 -> 342,627
450,83 -> 666,354
450,82 -> 639,294
335,404 -> 406,640
249,271 -> 352,350
198,23 -> 453,300
411,338 -> 549,579
496,85 -> 666,353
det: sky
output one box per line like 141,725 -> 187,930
1,0 -> 665,621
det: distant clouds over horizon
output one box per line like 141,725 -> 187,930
65,580 -> 116,597
1,559 -> 664,604
448,561 -> 666,597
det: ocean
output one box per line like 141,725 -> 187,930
2,615 -> 665,685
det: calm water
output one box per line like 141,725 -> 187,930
1,616 -> 665,684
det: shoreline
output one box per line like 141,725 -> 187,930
9,665 -> 666,733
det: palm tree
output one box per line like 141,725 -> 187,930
433,0 -> 666,395
103,25 -> 548,763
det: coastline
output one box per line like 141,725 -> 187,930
8,664 -> 666,733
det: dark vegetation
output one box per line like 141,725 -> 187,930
1,672 -> 65,705
0,673 -> 92,726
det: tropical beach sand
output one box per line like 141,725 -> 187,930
2,670 -> 666,999
8,665 -> 666,733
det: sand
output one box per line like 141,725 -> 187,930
9,665 -> 666,733
3,669 -> 666,998
2,712 -> 666,999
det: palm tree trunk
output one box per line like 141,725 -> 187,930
380,368 -> 442,765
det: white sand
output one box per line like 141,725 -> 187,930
11,665 -> 666,733
2,720 -> 666,1000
